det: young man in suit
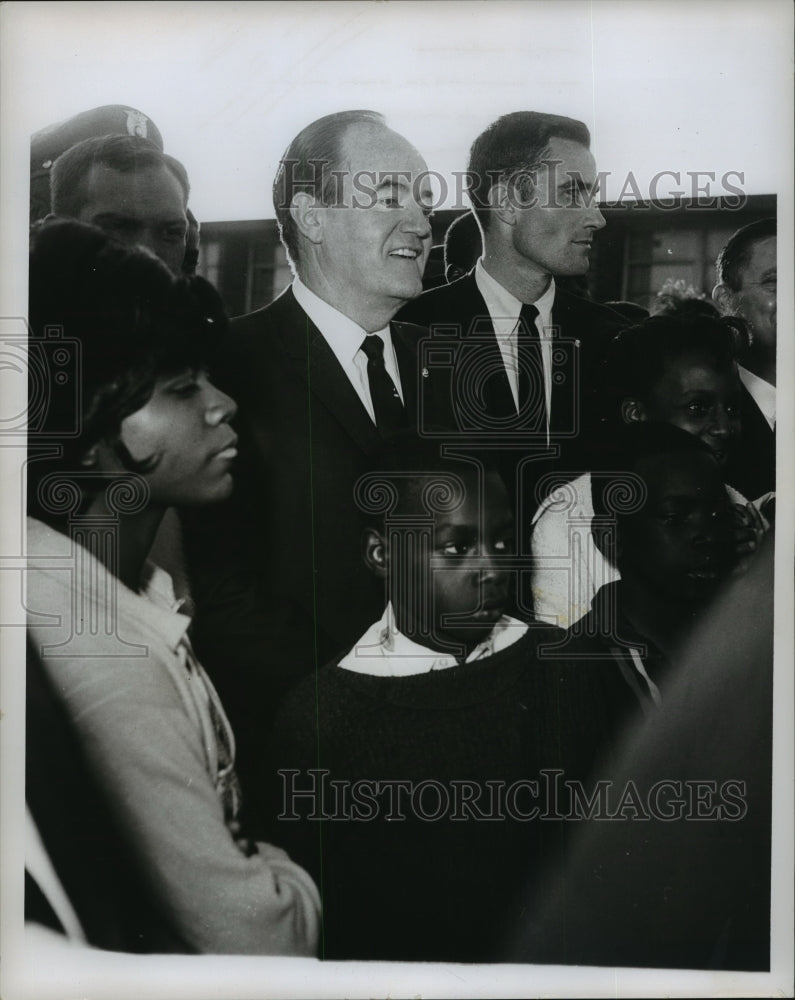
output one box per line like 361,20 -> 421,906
399,112 -> 623,464
712,218 -> 777,502
184,111 -> 438,831
398,112 -> 624,618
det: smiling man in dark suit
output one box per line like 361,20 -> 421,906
399,111 -> 623,488
184,111 -> 436,828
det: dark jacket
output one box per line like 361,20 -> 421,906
270,625 -> 636,962
724,380 -> 775,501
398,271 -> 625,466
398,272 -> 626,617
183,286 -> 447,832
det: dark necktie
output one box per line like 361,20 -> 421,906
517,302 -> 546,430
360,334 -> 406,435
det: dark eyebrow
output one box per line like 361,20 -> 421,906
91,212 -> 186,226
90,212 -> 136,223
375,177 -> 409,192
657,493 -> 699,505
557,174 -> 596,193
657,494 -> 712,505
375,176 -> 434,207
434,521 -> 477,534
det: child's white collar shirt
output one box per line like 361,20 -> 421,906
339,602 -> 528,677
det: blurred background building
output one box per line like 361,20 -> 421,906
197,195 -> 775,318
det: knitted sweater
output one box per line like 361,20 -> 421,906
270,626 -> 638,962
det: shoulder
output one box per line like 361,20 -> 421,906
532,471 -> 593,526
521,623 -> 570,660
275,660 -> 354,728
27,521 -> 187,692
230,286 -> 297,337
272,660 -> 380,764
391,318 -> 430,351
396,273 -> 479,325
553,287 -> 628,332
217,287 -> 302,389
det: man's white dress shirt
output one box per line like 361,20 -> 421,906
474,260 -> 556,432
293,277 -> 404,424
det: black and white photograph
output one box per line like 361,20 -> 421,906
1,2 -> 793,997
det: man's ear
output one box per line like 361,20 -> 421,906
290,192 -> 324,247
79,444 -> 100,468
712,282 -> 736,316
82,438 -> 124,473
620,397 -> 648,425
363,528 -> 388,579
488,179 -> 518,228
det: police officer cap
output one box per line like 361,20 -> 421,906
30,105 -> 163,222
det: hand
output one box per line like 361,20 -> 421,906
730,501 -> 769,575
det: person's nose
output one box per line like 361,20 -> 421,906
584,202 -> 606,231
707,404 -> 732,439
204,383 -> 237,425
477,547 -> 506,589
692,509 -> 719,552
133,229 -> 163,259
401,200 -> 433,241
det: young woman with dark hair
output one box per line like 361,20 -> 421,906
25,218 -> 320,956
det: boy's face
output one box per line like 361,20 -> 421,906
641,352 -> 742,467
618,450 -> 732,606
391,469 -> 514,655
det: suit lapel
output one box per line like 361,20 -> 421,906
742,383 -> 774,444
458,273 -> 516,419
738,382 -> 775,492
549,290 -> 580,437
391,321 -> 419,422
279,289 -> 381,454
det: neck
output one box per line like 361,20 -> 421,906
391,605 -> 478,660
82,495 -> 165,591
481,241 -> 552,304
298,264 -> 398,333
742,345 -> 776,387
616,579 -> 699,658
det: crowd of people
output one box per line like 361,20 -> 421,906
24,104 -> 776,967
